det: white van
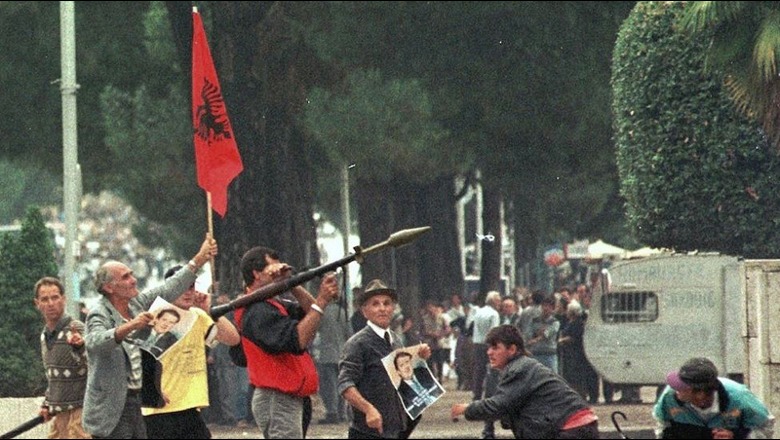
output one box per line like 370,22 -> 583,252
584,253 -> 745,385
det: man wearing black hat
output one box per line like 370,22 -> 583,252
338,279 -> 432,439
653,357 -> 774,439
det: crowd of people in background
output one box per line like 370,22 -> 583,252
196,279 -> 627,436
31,251 -> 775,439
38,192 -> 183,303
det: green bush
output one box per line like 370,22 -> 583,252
612,1 -> 780,258
0,206 -> 58,396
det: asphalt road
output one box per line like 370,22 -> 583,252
210,382 -> 659,439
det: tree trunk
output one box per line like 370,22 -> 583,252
354,179 -> 418,315
416,176 -> 464,304
216,3 -> 321,295
512,194 -> 541,288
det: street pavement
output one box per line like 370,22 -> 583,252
210,381 -> 659,439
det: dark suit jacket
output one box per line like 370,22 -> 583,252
397,366 -> 442,418
133,327 -> 179,357
148,332 -> 178,357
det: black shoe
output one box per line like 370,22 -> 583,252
481,429 -> 496,439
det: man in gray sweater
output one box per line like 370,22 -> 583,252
35,276 -> 89,439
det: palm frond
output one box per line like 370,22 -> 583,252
723,74 -> 758,119
680,1 -> 748,32
754,9 -> 780,79
708,19 -> 754,71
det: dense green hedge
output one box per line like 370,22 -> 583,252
612,1 -> 780,258
0,207 -> 57,396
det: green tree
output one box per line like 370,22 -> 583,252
681,2 -> 780,150
0,160 -> 60,224
306,2 -> 635,293
613,1 -> 780,257
100,2 -> 202,256
0,206 -> 58,396
0,2 -> 153,191
0,2 -> 636,300
303,68 -> 464,306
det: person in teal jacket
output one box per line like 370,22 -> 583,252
653,357 -> 775,439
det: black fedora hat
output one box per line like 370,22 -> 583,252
360,279 -> 397,305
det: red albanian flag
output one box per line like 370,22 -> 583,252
192,9 -> 243,217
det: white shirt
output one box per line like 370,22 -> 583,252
367,320 -> 392,345
472,305 -> 500,344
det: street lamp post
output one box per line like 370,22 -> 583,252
61,1 -> 81,318
340,164 -> 353,315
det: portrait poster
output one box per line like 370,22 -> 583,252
382,344 -> 446,419
129,297 -> 196,359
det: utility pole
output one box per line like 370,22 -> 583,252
340,164 -> 353,315
61,1 -> 81,318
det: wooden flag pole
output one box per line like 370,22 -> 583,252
206,191 -> 217,294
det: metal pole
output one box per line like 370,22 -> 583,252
60,1 -> 81,318
340,166 -> 351,281
340,165 -> 352,313
456,176 -> 468,278
475,169 -> 483,269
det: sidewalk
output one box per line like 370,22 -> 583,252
0,383 -> 658,438
210,382 -> 659,439
0,397 -> 48,439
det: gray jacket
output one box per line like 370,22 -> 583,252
465,355 -> 588,439
81,267 -> 197,437
314,303 -> 351,364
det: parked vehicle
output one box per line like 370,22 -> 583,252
584,253 -> 745,385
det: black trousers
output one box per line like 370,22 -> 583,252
144,408 -> 211,439
347,415 -> 421,439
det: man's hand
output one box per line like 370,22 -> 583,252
39,406 -> 52,422
132,311 -> 155,330
67,322 -> 84,348
451,403 -> 468,420
317,272 -> 340,303
416,343 -> 432,360
712,428 -> 734,439
365,405 -> 383,434
193,290 -> 211,311
193,233 -> 218,267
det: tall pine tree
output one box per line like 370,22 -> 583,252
0,206 -> 58,396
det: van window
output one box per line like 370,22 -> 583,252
601,291 -> 658,323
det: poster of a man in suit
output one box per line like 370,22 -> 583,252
131,297 -> 195,359
382,345 -> 445,419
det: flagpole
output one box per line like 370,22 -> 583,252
206,191 -> 216,294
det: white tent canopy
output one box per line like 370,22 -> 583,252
586,239 -> 627,259
625,246 -> 667,259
